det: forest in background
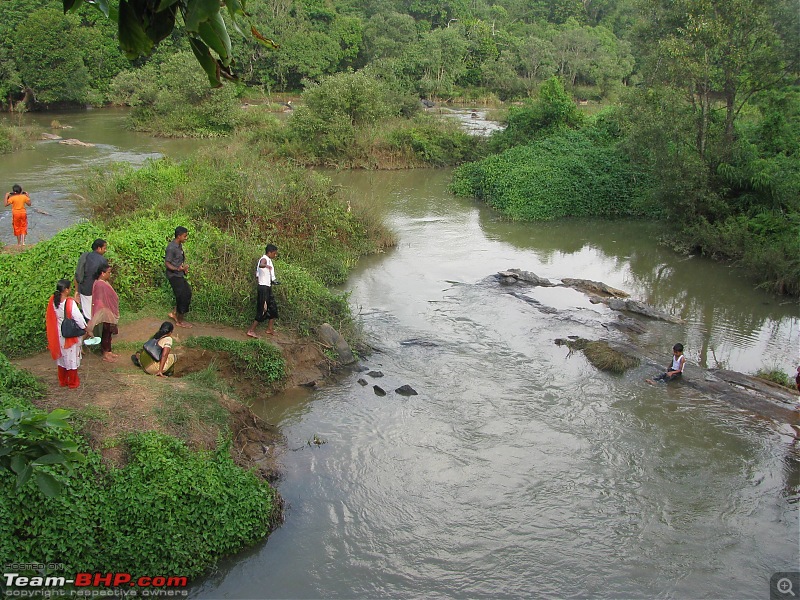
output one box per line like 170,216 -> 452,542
0,0 -> 798,294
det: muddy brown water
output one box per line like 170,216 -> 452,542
2,110 -> 798,598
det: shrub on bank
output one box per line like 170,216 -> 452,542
0,122 -> 40,154
0,355 -> 280,580
450,129 -> 655,221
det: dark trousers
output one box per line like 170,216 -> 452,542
255,285 -> 278,322
169,276 -> 192,315
101,322 -> 113,353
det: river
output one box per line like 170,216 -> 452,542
2,109 -> 798,598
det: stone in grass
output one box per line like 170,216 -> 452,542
395,385 -> 418,396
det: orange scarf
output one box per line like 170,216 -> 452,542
46,296 -> 80,360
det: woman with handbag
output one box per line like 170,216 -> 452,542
45,279 -> 87,389
133,321 -> 176,376
86,265 -> 120,363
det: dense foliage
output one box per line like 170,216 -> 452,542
1,0 -> 645,108
0,356 -> 280,579
451,128 -> 653,221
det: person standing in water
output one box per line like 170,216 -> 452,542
4,184 -> 31,246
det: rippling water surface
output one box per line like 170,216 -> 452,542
194,170 -> 799,599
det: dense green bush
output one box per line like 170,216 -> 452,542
0,426 -> 279,578
81,150 -> 390,281
451,129 -> 655,221
488,77 -> 585,153
386,115 -> 485,166
0,122 -> 40,155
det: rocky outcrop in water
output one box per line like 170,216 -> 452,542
318,323 -> 356,365
59,138 -> 95,147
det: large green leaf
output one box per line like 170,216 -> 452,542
197,12 -> 232,66
145,3 -> 177,44
34,471 -> 62,498
189,37 -> 222,87
184,0 -> 221,33
33,453 -> 68,466
157,0 -> 181,12
118,0 -> 155,58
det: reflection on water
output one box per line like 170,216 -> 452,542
193,168 -> 798,600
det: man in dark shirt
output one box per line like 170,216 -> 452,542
74,238 -> 108,320
165,226 -> 192,328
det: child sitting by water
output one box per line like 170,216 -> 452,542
646,343 -> 686,385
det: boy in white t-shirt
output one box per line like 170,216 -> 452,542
246,244 -> 279,338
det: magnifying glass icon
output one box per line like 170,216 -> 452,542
778,578 -> 796,596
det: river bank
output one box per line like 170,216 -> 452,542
13,317 -> 335,480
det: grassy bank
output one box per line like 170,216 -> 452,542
0,148 -> 394,357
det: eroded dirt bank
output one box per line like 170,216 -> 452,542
13,318 -> 333,480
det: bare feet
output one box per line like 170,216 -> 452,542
168,312 -> 177,321
102,354 -> 117,363
246,331 -> 259,339
264,329 -> 275,335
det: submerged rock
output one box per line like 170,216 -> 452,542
600,297 -> 684,324
366,370 -> 384,378
373,385 -> 386,396
59,138 -> 95,147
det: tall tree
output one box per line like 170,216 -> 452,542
14,8 -> 89,105
635,0 -> 798,159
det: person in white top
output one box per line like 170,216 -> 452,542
646,343 -> 686,384
246,244 -> 279,338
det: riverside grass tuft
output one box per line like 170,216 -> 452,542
0,356 -> 280,580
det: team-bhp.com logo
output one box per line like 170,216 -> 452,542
3,571 -> 188,597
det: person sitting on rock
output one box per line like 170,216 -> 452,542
646,343 -> 685,385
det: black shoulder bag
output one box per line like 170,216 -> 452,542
60,299 -> 86,338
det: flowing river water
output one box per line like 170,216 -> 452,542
2,110 -> 798,598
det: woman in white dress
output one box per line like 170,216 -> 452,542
46,279 -> 87,389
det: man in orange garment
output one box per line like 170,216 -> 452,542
4,184 -> 31,246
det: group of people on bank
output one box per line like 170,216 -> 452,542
41,221 -> 280,390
